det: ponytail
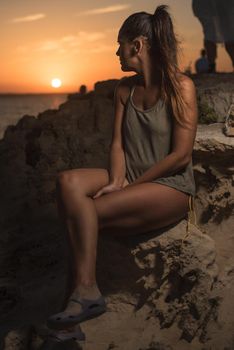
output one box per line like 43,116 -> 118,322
151,5 -> 186,126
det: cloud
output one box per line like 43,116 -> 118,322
15,29 -> 114,57
11,13 -> 46,23
88,44 -> 116,53
75,31 -> 106,42
16,46 -> 28,53
61,36 -> 77,43
34,31 -> 106,53
105,27 -> 120,33
77,4 -> 131,16
36,40 -> 61,51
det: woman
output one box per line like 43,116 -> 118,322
47,4 -> 197,341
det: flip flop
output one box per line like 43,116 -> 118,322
47,295 -> 107,329
48,325 -> 85,342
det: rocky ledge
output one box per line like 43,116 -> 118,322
0,75 -> 233,350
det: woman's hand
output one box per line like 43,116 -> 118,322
92,183 -> 123,199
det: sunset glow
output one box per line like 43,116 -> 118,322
51,78 -> 62,88
1,0 -> 233,93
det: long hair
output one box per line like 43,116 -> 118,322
118,5 -> 187,126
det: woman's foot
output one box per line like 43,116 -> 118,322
47,284 -> 107,330
48,324 -> 85,342
66,283 -> 102,316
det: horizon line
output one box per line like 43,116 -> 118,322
0,91 -> 78,95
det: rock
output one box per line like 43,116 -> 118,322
193,73 -> 234,121
1,222 -> 220,349
132,221 -> 219,342
0,77 -> 233,349
224,103 -> 234,136
75,220 -> 218,349
139,342 -> 173,350
94,79 -> 119,98
193,123 -> 234,224
3,327 -> 32,350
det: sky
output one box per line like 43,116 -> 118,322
1,0 -> 233,93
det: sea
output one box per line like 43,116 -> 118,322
0,93 -> 68,139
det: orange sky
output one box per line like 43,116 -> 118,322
1,0 -> 233,93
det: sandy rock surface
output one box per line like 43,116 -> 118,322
193,123 -> 234,224
193,73 -> 234,121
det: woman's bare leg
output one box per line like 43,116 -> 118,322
55,168 -> 189,318
57,169 -> 188,280
56,168 -> 113,299
95,183 -> 189,235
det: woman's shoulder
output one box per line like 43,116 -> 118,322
176,73 -> 196,92
119,74 -> 139,86
115,74 -> 139,105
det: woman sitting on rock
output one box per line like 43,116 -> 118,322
47,4 -> 198,341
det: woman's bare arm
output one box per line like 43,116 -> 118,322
108,79 -> 128,187
126,75 -> 198,187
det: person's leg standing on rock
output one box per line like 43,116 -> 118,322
224,42 -> 234,71
204,40 -> 217,73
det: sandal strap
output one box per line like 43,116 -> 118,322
68,295 -> 105,308
49,330 -> 85,342
69,298 -> 83,305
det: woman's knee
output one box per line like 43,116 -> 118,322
58,168 -> 111,198
56,170 -> 80,193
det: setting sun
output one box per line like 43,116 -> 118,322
51,78 -> 62,88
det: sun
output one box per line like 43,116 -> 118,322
51,78 -> 62,88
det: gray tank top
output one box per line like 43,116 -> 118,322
122,85 -> 196,197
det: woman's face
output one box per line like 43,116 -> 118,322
116,36 -> 137,72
